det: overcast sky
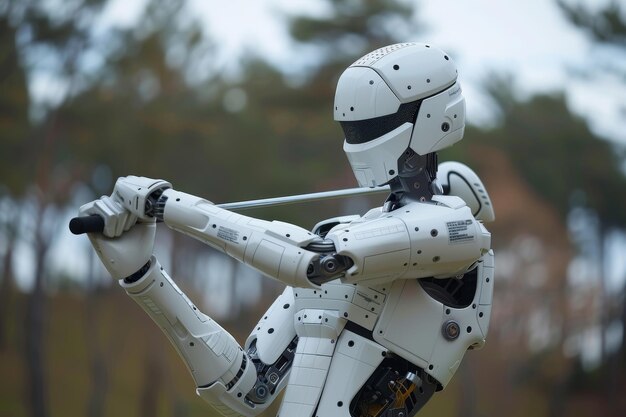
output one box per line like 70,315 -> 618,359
163,0 -> 625,144
88,0 -> 626,143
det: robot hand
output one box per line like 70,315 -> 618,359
71,176 -> 171,237
78,194 -> 157,280
85,219 -> 156,280
76,176 -> 170,280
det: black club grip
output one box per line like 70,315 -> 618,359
69,215 -> 105,235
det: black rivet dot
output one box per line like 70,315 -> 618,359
393,64 -> 399,70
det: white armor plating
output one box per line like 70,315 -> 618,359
78,43 -> 495,417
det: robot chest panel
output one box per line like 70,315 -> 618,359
292,282 -> 390,336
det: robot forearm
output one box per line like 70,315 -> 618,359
158,188 -> 321,289
122,256 -> 274,416
122,256 -> 255,390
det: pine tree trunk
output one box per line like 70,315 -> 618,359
25,214 -> 49,417
0,227 -> 16,351
86,251 -> 109,417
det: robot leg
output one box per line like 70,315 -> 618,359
120,256 -> 260,416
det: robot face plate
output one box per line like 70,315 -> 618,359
343,123 -> 413,187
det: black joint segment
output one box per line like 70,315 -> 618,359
69,215 -> 105,235
123,259 -> 152,284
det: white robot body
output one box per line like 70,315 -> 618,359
77,43 -> 496,417
80,168 -> 494,416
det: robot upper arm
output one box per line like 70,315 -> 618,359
437,161 -> 495,222
326,197 -> 491,286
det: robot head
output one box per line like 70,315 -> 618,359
334,43 -> 465,188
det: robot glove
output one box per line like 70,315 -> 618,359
86,220 -> 156,281
79,195 -> 156,280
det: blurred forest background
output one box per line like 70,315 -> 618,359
1,0 -> 626,416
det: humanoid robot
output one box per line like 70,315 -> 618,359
73,43 -> 495,417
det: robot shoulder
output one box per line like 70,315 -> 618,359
437,161 -> 495,222
312,215 -> 362,237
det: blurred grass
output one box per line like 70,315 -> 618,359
1,288 -> 474,417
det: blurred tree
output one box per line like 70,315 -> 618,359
0,1 -> 115,416
558,0 -> 626,47
0,1 -> 30,352
557,1 -> 626,413
438,77 -> 626,416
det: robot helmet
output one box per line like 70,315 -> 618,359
334,43 -> 466,188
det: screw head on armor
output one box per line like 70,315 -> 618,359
334,43 -> 466,187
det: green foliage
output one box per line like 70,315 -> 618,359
558,0 -> 626,46
289,0 -> 415,66
0,15 -> 30,194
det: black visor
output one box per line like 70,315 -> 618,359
340,100 -> 421,145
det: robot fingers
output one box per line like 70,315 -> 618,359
78,195 -> 139,238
